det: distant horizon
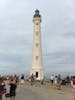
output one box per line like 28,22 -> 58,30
0,70 -> 75,77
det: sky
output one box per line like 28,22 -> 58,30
0,0 -> 75,75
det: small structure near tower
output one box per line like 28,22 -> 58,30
30,9 -> 44,80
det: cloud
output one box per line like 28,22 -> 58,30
43,52 -> 75,64
63,32 -> 75,38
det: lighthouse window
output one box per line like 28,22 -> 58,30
36,43 -> 39,47
36,32 -> 38,36
36,23 -> 38,25
36,56 -> 38,60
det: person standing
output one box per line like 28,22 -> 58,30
54,76 -> 58,88
72,76 -> 75,100
9,78 -> 17,100
50,75 -> 54,85
0,78 -> 6,100
20,74 -> 25,84
29,73 -> 34,85
57,74 -> 61,90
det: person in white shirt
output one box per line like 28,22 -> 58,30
50,75 -> 54,85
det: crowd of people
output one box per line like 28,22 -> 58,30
50,74 -> 62,89
50,74 -> 75,100
0,75 -> 18,100
50,74 -> 74,85
0,74 -> 75,100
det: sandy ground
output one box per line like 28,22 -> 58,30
2,81 -> 73,100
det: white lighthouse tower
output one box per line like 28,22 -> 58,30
30,10 -> 44,80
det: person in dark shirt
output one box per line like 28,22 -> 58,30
0,78 -> 6,100
57,74 -> 61,90
9,79 -> 17,100
20,74 -> 25,84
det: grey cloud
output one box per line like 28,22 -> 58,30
63,32 -> 75,38
43,52 -> 75,64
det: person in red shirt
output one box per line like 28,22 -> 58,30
72,76 -> 75,100
29,73 -> 34,85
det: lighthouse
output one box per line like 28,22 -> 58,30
30,10 -> 44,80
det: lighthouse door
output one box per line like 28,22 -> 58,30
36,72 -> 38,78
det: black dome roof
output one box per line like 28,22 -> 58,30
34,9 -> 41,18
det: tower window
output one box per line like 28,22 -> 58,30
36,43 -> 39,47
36,56 -> 38,60
36,32 -> 38,36
36,23 -> 38,25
